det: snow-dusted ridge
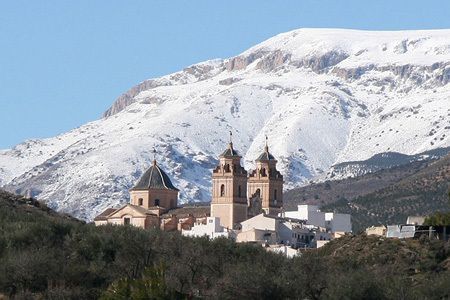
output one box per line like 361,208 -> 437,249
1,28 -> 450,221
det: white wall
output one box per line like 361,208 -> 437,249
325,213 -> 352,233
240,213 -> 277,232
182,217 -> 230,239
284,205 -> 325,228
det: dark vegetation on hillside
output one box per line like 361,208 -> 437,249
285,155 -> 450,232
0,190 -> 450,299
284,160 -> 433,208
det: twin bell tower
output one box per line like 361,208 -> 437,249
210,132 -> 284,229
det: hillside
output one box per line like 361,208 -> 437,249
1,28 -> 450,221
322,154 -> 450,232
1,189 -> 449,299
284,147 -> 450,209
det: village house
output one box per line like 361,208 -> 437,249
283,204 -> 352,234
182,217 -> 234,239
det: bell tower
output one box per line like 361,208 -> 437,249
210,132 -> 248,229
247,136 -> 283,216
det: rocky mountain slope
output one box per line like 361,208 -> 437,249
1,28 -> 450,221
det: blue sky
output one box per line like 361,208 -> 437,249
1,1 -> 450,149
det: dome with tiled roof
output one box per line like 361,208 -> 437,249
220,131 -> 240,157
220,142 -> 240,157
130,160 -> 178,191
256,148 -> 275,161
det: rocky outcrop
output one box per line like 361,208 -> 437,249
225,51 -> 268,71
256,50 -> 291,72
332,62 -> 450,87
219,77 -> 242,85
103,79 -> 172,118
291,51 -> 349,73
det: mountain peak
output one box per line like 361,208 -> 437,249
1,28 -> 449,221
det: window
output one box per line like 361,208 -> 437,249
209,219 -> 213,223
220,184 -> 225,196
261,168 -> 266,176
154,199 -> 160,206
238,185 -> 241,197
138,198 -> 143,206
124,217 -> 131,225
274,189 -> 277,200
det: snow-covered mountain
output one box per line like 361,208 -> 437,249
1,28 -> 450,221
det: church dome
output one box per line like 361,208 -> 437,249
130,161 -> 179,191
220,142 -> 240,157
256,137 -> 276,162
256,150 -> 275,161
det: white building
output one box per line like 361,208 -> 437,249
325,212 -> 352,233
238,213 -> 328,248
265,245 -> 300,258
284,205 -> 325,228
284,205 -> 352,233
406,216 -> 425,225
182,217 -> 234,239
386,225 -> 416,238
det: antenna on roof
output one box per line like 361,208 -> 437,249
265,135 -> 269,152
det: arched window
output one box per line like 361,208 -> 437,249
154,199 -> 160,206
138,198 -> 143,206
238,185 -> 241,197
220,184 -> 225,197
261,168 -> 267,177
274,189 -> 277,200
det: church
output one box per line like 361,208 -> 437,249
94,133 -> 284,231
211,134 -> 283,229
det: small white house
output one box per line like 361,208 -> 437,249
284,205 -> 326,228
182,217 -> 233,239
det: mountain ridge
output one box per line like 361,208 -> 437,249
1,28 -> 449,221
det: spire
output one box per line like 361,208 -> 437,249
220,130 -> 239,157
256,135 -> 275,162
265,135 -> 269,153
152,147 -> 157,166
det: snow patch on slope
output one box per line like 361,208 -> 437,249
1,28 -> 450,221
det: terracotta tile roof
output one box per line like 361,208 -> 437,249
94,208 -> 117,221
